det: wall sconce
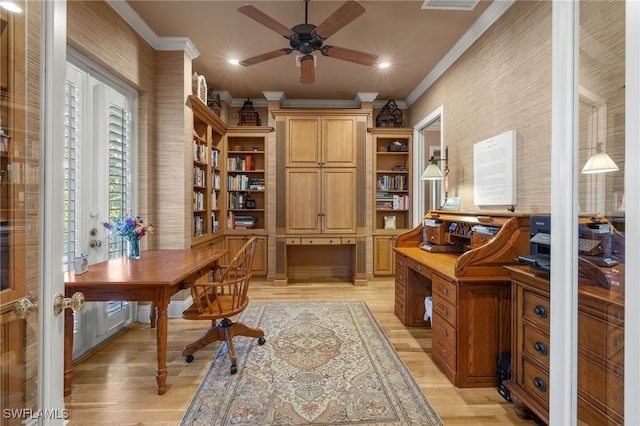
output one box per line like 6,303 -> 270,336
581,142 -> 619,174
421,146 -> 449,203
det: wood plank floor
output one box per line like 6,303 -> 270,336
64,278 -> 540,425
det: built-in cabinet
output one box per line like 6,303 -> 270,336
369,128 -> 413,275
285,115 -> 357,235
274,110 -> 368,285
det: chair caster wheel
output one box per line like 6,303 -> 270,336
258,337 -> 266,345
184,355 -> 194,363
230,365 -> 238,374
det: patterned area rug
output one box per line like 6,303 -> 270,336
180,301 -> 443,425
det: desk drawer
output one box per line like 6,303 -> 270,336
578,354 -> 624,418
407,258 -> 430,278
523,325 -> 550,366
523,289 -> 550,329
471,232 -> 495,249
522,358 -> 550,406
433,297 -> 457,328
341,237 -> 356,244
395,254 -> 407,273
300,237 -> 341,245
432,312 -> 457,371
425,225 -> 445,245
287,238 -> 301,245
433,273 -> 457,306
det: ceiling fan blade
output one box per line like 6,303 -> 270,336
314,0 -> 366,40
240,49 -> 293,67
300,55 -> 315,85
238,5 -> 296,39
321,45 -> 378,67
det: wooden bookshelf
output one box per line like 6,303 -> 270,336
189,95 -> 226,246
369,127 -> 413,275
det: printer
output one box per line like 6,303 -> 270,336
518,215 -> 551,272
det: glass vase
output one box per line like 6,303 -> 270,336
127,238 -> 141,259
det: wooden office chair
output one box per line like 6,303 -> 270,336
182,237 -> 265,373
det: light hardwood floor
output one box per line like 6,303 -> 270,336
64,278 -> 540,425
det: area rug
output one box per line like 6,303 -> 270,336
180,301 -> 443,425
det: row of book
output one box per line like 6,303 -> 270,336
376,192 -> 409,210
194,166 -> 206,186
228,192 -> 254,209
227,212 -> 256,230
193,140 -> 207,163
228,175 -> 250,191
193,191 -> 205,211
228,155 -> 255,171
193,215 -> 221,237
376,175 -> 408,191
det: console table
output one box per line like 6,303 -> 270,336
63,247 -> 228,395
394,211 -> 530,387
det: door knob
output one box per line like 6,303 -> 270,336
15,297 -> 38,319
53,292 -> 85,316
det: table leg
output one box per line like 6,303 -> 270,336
63,307 -> 74,396
155,298 -> 169,395
150,301 -> 157,328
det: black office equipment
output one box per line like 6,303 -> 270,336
517,215 -> 551,272
497,353 -> 512,402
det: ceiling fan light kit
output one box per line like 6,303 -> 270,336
238,0 -> 378,84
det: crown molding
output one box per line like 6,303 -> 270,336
107,0 -> 200,59
405,0 -> 515,106
108,0 -> 511,108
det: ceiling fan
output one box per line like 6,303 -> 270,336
237,0 -> 378,85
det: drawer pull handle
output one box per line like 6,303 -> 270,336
533,377 -> 547,392
534,304 -> 548,319
442,308 -> 448,316
534,341 -> 548,356
442,288 -> 448,295
440,328 -> 448,337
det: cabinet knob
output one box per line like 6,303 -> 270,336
533,304 -> 548,319
532,377 -> 547,393
533,341 -> 548,356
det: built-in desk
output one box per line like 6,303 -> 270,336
394,211 -> 530,387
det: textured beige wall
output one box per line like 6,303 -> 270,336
408,1 -> 552,215
67,1 -> 191,248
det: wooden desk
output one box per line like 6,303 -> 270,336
394,211 -> 530,387
64,247 -> 228,395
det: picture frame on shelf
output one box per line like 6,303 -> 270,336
384,215 -> 397,230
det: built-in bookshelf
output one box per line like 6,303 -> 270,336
369,127 -> 413,275
189,95 -> 227,246
225,127 -> 272,233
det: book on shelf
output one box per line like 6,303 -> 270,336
211,149 -> 219,168
227,212 -> 256,230
193,216 -> 204,237
228,174 -> 249,190
227,155 -> 254,171
375,192 -> 409,210
193,140 -> 207,163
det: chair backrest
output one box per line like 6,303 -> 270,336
185,237 -> 257,320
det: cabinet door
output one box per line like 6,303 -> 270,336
322,169 -> 356,233
286,117 -> 320,167
286,169 -> 321,234
374,235 -> 395,275
322,116 -> 356,167
225,236 -> 267,275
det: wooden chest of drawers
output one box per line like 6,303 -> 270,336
505,265 -> 624,424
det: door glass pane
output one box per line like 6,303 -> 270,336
578,2 -> 625,423
0,0 -> 41,422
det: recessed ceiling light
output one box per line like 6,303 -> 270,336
0,1 -> 22,13
378,62 -> 390,69
228,59 -> 240,65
